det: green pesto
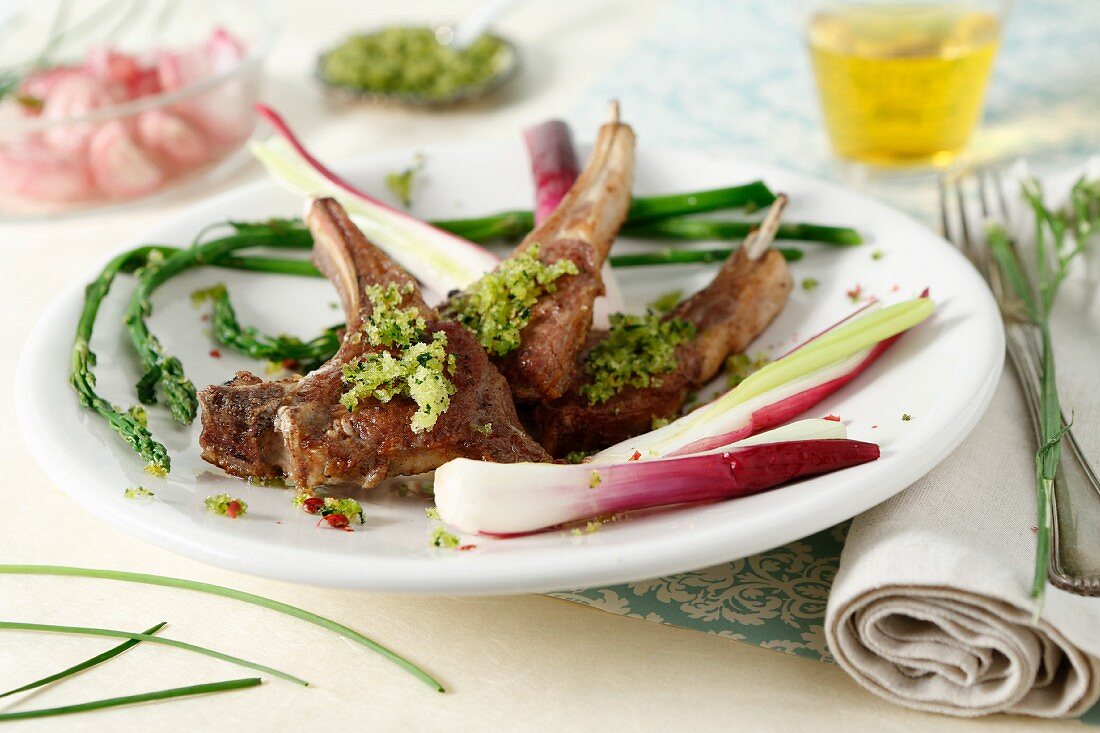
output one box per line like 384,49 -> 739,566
320,28 -> 508,101
446,244 -> 578,357
579,313 -> 695,405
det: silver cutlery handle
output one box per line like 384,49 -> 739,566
1005,323 -> 1100,595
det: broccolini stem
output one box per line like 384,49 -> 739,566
71,246 -> 175,472
207,284 -> 341,368
431,183 -> 788,243
624,218 -> 863,246
123,221 -> 312,424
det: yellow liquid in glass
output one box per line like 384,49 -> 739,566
809,5 -> 1000,166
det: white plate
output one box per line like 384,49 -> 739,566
16,143 -> 1003,594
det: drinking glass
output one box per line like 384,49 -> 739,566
804,0 -> 1011,168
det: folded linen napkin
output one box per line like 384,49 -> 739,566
826,257 -> 1100,717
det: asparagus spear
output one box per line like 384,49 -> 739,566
71,246 -> 175,472
123,220 -> 312,424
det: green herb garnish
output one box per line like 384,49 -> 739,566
124,487 -> 155,499
725,352 -> 771,389
649,290 -> 682,313
385,154 -> 425,208
340,283 -> 456,433
446,243 -> 578,357
579,312 -> 695,404
430,526 -> 460,548
204,494 -> 247,519
801,277 -> 819,291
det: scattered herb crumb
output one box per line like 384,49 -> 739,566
651,416 -> 670,430
293,492 -> 364,524
124,486 -> 155,499
385,153 -> 425,209
801,277 -> 819,292
588,470 -> 602,489
190,283 -> 226,308
871,249 -> 885,260
564,450 -> 593,465
571,520 -> 603,536
902,413 -> 912,422
725,352 -> 770,389
474,422 -> 493,435
128,405 -> 148,428
431,526 -> 461,549
144,463 -> 168,478
648,290 -> 682,313
205,494 -> 247,519
425,507 -> 441,520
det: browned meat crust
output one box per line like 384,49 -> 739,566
198,198 -> 549,489
491,114 -> 636,402
534,248 -> 792,456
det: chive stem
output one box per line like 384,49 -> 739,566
0,622 -> 308,687
0,621 -> 167,699
0,566 -> 444,692
0,678 -> 261,721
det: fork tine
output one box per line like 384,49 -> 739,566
938,174 -> 954,244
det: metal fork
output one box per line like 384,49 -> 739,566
940,167 -> 1100,597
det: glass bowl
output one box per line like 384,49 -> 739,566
0,0 -> 277,219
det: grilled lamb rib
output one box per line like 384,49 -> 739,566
534,209 -> 793,457
474,105 -> 636,403
198,198 -> 549,488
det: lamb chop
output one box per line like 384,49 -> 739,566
534,197 -> 794,457
198,198 -> 550,489
447,103 -> 635,403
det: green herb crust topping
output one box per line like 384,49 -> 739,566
446,244 -> 578,357
340,283 -> 456,434
579,312 -> 695,405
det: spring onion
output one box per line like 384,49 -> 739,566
435,420 -> 878,535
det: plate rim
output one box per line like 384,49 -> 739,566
15,144 -> 1005,594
